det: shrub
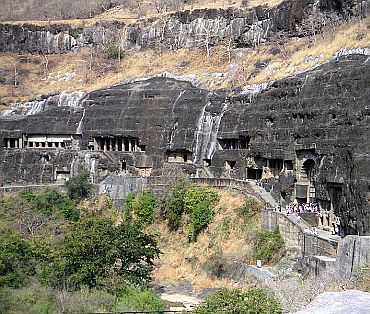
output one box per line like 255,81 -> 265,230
113,286 -> 165,312
135,190 -> 156,225
61,287 -> 116,313
203,250 -> 227,278
124,190 -> 156,225
0,227 -> 35,288
107,44 -> 124,60
161,178 -> 191,230
184,185 -> 219,241
53,216 -> 160,290
0,284 -> 117,314
65,172 -> 93,202
237,197 -> 261,224
20,188 -> 79,221
253,228 -> 285,264
0,284 -> 58,314
193,288 -> 282,314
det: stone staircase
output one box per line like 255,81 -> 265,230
248,180 -> 279,208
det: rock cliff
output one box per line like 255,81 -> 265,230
0,0 -> 368,53
0,55 -> 369,235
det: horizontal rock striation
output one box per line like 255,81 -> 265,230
0,55 -> 369,235
0,0 -> 369,53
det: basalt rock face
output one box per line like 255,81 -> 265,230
0,0 -> 368,53
219,55 -> 370,235
0,55 -> 369,235
0,22 -> 122,54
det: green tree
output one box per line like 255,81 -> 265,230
161,178 -> 191,230
184,185 -> 219,241
29,188 -> 79,221
193,288 -> 282,314
0,227 -> 34,288
53,216 -> 160,290
124,190 -> 156,225
65,172 -> 93,202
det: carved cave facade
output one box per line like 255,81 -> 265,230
0,55 -> 369,235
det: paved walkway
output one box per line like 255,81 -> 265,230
284,212 -> 341,244
248,180 -> 279,208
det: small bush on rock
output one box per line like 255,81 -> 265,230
237,197 -> 261,224
161,179 -> 220,241
107,44 -> 124,60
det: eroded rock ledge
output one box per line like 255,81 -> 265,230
0,55 -> 369,235
0,0 -> 369,53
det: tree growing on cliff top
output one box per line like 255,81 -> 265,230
65,172 -> 93,202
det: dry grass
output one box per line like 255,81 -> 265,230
149,189 -> 260,291
0,47 -> 230,103
1,17 -> 368,103
245,17 -> 370,84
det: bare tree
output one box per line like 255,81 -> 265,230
13,63 -> 19,86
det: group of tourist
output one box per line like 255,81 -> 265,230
256,179 -> 268,190
285,202 -> 319,214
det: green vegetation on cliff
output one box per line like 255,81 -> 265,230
160,179 -> 220,241
0,177 -> 285,312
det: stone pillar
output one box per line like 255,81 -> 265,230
128,140 -> 132,152
103,138 -> 106,151
7,139 -> 11,148
15,139 -> 19,148
115,138 -> 119,151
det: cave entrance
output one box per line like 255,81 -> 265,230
203,159 -> 211,167
55,170 -> 70,182
246,168 -> 262,180
297,159 -> 316,203
224,160 -> 236,170
284,160 -> 293,170
328,183 -> 343,216
121,159 -> 127,172
167,150 -> 193,163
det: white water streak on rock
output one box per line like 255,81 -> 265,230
193,101 -> 228,164
334,47 -> 370,59
1,91 -> 85,118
